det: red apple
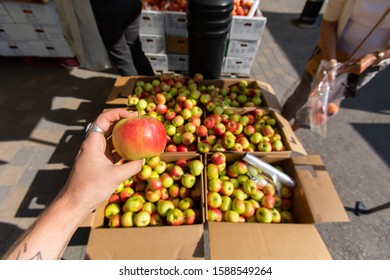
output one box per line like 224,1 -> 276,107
208,208 -> 222,222
150,212 -> 164,226
211,152 -> 226,165
112,116 -> 167,160
261,194 -> 276,209
183,208 -> 196,225
108,213 -> 121,228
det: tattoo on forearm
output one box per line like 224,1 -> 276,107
15,242 -> 42,260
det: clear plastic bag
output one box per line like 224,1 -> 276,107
295,60 -> 349,137
243,153 -> 295,197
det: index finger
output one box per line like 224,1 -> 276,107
95,108 -> 138,134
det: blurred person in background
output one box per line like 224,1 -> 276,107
282,0 -> 390,128
90,0 -> 155,76
3,109 -> 142,260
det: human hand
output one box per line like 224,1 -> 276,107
60,108 -> 143,215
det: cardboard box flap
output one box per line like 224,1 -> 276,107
86,225 -> 205,260
292,155 -> 350,223
106,76 -> 135,105
255,80 -> 282,112
273,111 -> 307,155
207,222 -> 332,260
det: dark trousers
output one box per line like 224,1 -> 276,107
90,0 -> 154,76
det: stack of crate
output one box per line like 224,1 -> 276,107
139,9 -> 168,73
0,0 -> 74,58
222,8 -> 267,77
164,10 -> 188,74
140,8 -> 189,74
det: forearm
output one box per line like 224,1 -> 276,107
319,20 -> 338,65
4,194 -> 89,260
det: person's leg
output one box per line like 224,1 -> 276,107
106,35 -> 138,76
89,0 -> 138,76
282,71 -> 314,121
123,16 -> 155,75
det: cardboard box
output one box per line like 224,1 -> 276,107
105,77 -> 281,110
168,54 -> 188,72
16,23 -> 66,41
226,39 -> 260,59
85,153 -> 206,260
222,56 -> 255,77
0,40 -> 35,56
166,35 -> 188,54
229,13 -> 267,41
140,33 -> 166,54
164,11 -> 187,37
0,3 -> 14,23
0,23 -> 25,41
146,53 -> 169,72
201,107 -> 307,157
2,0 -> 59,25
140,10 -> 165,35
105,77 -> 283,112
205,153 -> 349,260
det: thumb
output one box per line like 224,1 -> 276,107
112,159 -> 143,184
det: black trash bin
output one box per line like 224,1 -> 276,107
187,0 -> 233,79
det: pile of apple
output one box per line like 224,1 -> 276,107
232,0 -> 255,16
197,108 -> 286,153
127,73 -> 206,153
206,152 -> 294,223
125,73 -> 274,154
104,156 -> 204,227
165,0 -> 187,12
142,0 -> 168,11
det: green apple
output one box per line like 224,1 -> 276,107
134,211 -> 151,227
166,208 -> 184,226
157,200 -> 175,217
219,196 -> 233,212
255,208 -> 273,223
104,203 -> 121,219
121,212 -> 134,227
232,198 -> 246,214
224,210 -> 240,223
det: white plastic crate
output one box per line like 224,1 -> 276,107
222,57 -> 254,76
164,11 -> 187,37
140,34 -> 166,54
29,40 -> 74,57
0,3 -> 13,23
2,1 -> 59,25
0,23 -> 25,41
146,53 -> 169,72
140,10 -> 165,35
16,23 -> 66,41
0,40 -> 35,56
168,54 -> 188,72
229,12 -> 267,41
226,39 -> 260,59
